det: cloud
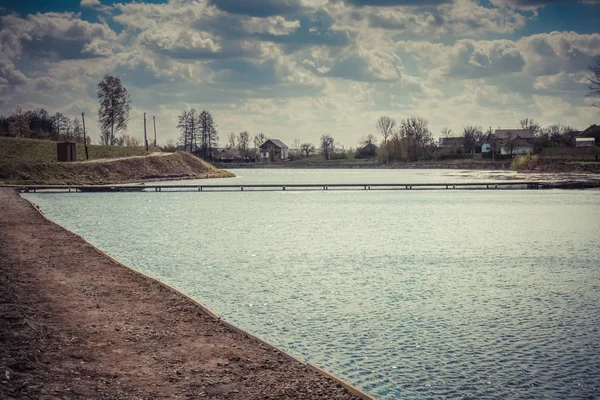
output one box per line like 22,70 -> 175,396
0,12 -> 117,61
331,0 -> 527,37
80,0 -> 102,7
0,59 -> 28,85
341,0 -> 452,6
211,0 -> 325,17
519,31 -> 600,76
490,0 -> 600,10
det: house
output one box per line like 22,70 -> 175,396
357,143 -> 378,158
438,137 -> 463,148
259,139 -> 289,161
494,129 -> 535,155
575,137 -> 595,148
481,143 -> 491,153
578,124 -> 600,146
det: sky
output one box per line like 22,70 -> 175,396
0,0 -> 599,147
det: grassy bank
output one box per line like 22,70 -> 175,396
0,136 -> 161,163
0,137 -> 234,185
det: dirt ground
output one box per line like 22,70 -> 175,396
0,188 -> 360,400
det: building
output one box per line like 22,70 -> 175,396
259,139 -> 289,161
575,137 -> 595,148
481,143 -> 491,153
357,143 -> 378,158
578,124 -> 600,146
494,129 -> 535,155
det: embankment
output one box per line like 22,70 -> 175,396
0,152 -> 234,185
0,187 -> 365,399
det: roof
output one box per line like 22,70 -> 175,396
494,129 -> 535,140
260,139 -> 289,149
579,124 -> 600,138
362,143 -> 378,149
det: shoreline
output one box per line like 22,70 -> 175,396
0,187 -> 371,400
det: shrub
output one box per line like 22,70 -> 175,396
511,154 -> 542,171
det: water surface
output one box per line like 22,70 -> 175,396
24,169 -> 600,399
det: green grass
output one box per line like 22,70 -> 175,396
0,136 -> 161,164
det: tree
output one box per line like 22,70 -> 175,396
293,138 -> 301,150
97,74 -> 131,145
441,127 -> 453,138
588,56 -> 600,111
399,116 -> 434,160
360,133 -> 377,147
520,118 -> 540,134
227,132 -> 237,149
253,132 -> 266,149
199,110 -> 216,159
177,110 -> 191,152
8,107 -> 31,138
462,125 -> 484,154
376,116 -> 396,163
53,113 -> 70,140
238,131 -> 250,157
300,142 -> 315,157
320,134 -> 335,160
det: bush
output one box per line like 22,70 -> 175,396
511,154 -> 542,171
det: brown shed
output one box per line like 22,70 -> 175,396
57,142 -> 77,162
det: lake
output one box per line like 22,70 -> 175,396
23,169 -> 600,399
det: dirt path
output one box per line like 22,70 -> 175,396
0,188 -> 361,400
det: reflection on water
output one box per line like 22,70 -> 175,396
24,169 -> 600,399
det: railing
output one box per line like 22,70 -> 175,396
10,181 -> 588,193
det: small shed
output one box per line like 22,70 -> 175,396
357,143 -> 378,158
57,142 -> 77,162
575,137 -> 595,148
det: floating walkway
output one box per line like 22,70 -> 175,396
12,181 -> 599,193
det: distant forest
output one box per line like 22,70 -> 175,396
0,107 -> 90,145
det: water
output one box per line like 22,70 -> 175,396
23,169 -> 600,399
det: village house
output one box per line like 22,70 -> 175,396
259,139 -> 289,161
494,129 -> 535,155
578,124 -> 600,146
357,143 -> 378,158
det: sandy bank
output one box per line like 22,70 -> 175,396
0,188 -> 364,400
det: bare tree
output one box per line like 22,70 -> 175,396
520,118 -> 540,134
177,110 -> 191,152
300,142 -> 315,157
360,133 -> 377,147
97,75 -> 131,146
588,56 -> 600,111
227,132 -> 237,149
253,132 -> 266,149
462,125 -> 484,155
320,134 -> 335,160
293,137 -> 301,150
376,116 -> 396,163
441,127 -> 453,137
238,131 -> 250,157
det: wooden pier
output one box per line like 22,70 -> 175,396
11,181 -> 596,193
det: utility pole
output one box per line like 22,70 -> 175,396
144,112 -> 148,152
153,116 -> 157,147
491,126 -> 495,162
81,112 -> 89,160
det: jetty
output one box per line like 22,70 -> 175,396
12,180 -> 600,193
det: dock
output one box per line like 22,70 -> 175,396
11,181 -> 599,193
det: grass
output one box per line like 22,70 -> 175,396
0,136 -> 161,164
0,137 -> 234,185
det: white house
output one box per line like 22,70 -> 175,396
575,137 -> 595,148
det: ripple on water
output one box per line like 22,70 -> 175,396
23,178 -> 600,400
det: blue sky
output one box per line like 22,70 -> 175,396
1,0 -> 599,146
